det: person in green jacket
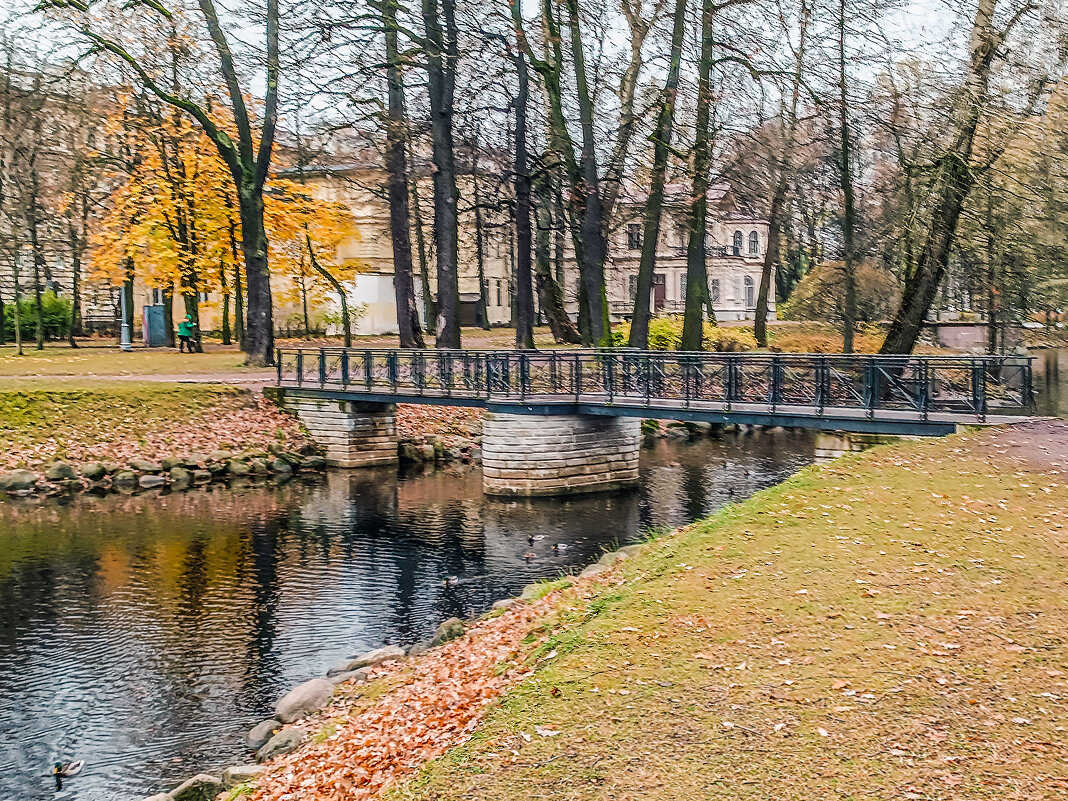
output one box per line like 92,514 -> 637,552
177,314 -> 197,353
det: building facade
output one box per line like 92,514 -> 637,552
594,183 -> 773,323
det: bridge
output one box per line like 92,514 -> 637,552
275,347 -> 1035,496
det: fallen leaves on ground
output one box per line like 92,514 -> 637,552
252,599 -> 550,801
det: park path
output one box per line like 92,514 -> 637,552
0,371 -> 276,387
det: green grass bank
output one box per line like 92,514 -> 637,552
378,423 -> 1067,801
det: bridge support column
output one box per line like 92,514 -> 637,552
282,394 -> 398,468
813,431 -> 909,462
482,413 -> 641,496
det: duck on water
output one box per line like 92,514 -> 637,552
53,760 -> 83,791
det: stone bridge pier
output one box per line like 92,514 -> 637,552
481,412 -> 641,496
281,393 -> 398,468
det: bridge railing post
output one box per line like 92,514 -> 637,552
916,359 -> 929,418
574,352 -> 582,401
387,351 -> 398,391
319,348 -> 327,386
364,350 -> 373,390
341,351 -> 350,387
276,349 -> 282,385
770,356 -> 784,409
725,355 -> 740,409
604,350 -> 615,403
519,351 -> 529,401
863,358 -> 877,416
296,351 -> 304,387
971,359 -> 987,420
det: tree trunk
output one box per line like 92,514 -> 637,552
565,0 -> 610,346
629,0 -> 686,349
755,0 -> 808,348
422,0 -> 461,348
220,262 -> 232,345
163,284 -> 175,347
411,171 -> 436,332
69,234 -> 82,348
681,0 -> 716,351
229,219 -> 243,344
880,0 -> 1011,355
12,253 -> 22,355
471,140 -> 491,329
123,260 -> 135,345
383,0 -> 426,349
307,235 -> 353,348
238,187 -> 274,364
534,175 -> 581,344
513,43 -> 536,350
836,0 -> 857,354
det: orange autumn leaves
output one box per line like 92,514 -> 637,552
252,601 -> 547,801
89,94 -> 361,302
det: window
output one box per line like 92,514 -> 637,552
198,291 -> 209,303
151,288 -> 164,305
732,230 -> 743,256
496,279 -> 503,307
744,276 -> 755,309
748,231 -> 759,255
627,223 -> 642,250
711,279 -> 721,305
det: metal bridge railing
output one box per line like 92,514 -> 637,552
276,347 -> 1036,421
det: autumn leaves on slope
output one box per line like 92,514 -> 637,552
252,422 -> 1068,801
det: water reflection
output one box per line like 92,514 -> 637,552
1033,347 -> 1067,418
0,431 -> 814,800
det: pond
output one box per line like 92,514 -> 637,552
1033,347 -> 1068,419
0,429 -> 816,801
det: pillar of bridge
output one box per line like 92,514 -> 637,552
282,393 -> 398,468
812,431 -> 909,462
481,412 -> 641,496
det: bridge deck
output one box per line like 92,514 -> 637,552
276,348 -> 1036,437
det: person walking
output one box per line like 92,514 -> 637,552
177,314 -> 197,353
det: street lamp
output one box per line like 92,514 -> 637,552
119,284 -> 131,351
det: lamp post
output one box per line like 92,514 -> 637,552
119,285 -> 131,352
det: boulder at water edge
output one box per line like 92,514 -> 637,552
328,668 -> 369,685
44,461 -> 77,481
130,459 -> 163,473
0,470 -> 38,492
169,773 -> 223,801
80,462 -> 107,482
112,471 -> 138,489
432,617 -> 465,646
274,678 -> 333,723
245,718 -> 282,750
256,728 -> 305,762
139,474 -> 166,489
228,459 -> 251,477
221,764 -> 265,789
345,644 -> 406,671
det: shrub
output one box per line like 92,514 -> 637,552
778,260 -> 898,323
2,291 -> 73,341
612,316 -> 756,352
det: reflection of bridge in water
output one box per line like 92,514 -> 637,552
275,348 -> 1037,496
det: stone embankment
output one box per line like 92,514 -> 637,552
0,446 -> 328,499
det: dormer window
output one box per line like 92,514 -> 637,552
749,231 -> 759,255
732,230 -> 743,256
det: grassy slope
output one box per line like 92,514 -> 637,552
0,345 -> 250,377
391,430 -> 1068,801
0,383 -> 305,469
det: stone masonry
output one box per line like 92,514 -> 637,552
283,394 -> 398,468
481,412 -> 641,496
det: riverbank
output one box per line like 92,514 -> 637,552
224,421 -> 1068,801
